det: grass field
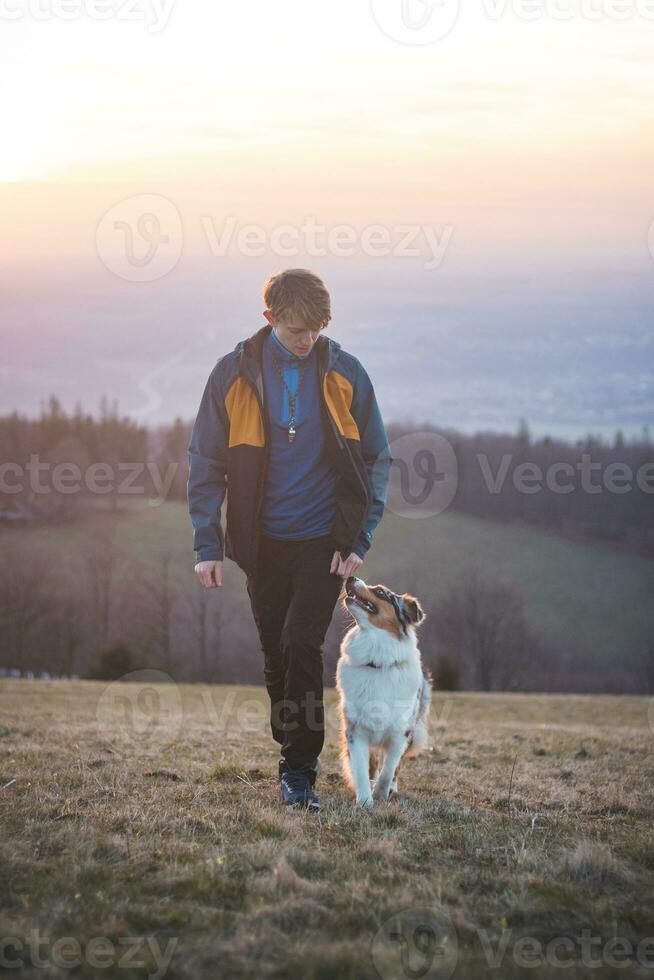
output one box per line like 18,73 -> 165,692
3,498 -> 653,680
1,679 -> 653,979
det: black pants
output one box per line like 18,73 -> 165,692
246,533 -> 344,782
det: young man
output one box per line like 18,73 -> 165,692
187,268 -> 391,810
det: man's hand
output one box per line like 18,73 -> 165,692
195,560 -> 223,589
330,550 -> 363,579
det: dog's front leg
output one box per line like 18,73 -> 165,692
372,736 -> 406,801
347,729 -> 373,807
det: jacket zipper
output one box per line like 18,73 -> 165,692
318,353 -> 372,553
254,374 -> 269,571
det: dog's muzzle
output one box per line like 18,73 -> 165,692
345,577 -> 377,613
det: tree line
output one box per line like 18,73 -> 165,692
2,398 -> 651,557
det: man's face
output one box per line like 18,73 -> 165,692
265,311 -> 324,358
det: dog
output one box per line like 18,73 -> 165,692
336,575 -> 432,807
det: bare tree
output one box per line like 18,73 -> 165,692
42,433 -> 90,523
184,584 -> 225,682
0,545 -> 51,674
429,568 -> 538,691
39,593 -> 85,676
82,531 -> 118,651
135,552 -> 181,675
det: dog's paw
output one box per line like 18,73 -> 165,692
356,795 -> 374,808
372,782 -> 391,802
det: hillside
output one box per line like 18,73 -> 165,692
2,500 -> 652,685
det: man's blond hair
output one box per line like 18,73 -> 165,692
263,268 -> 332,330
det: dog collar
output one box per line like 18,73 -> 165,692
361,660 -> 406,670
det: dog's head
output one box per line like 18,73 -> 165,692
341,576 -> 425,639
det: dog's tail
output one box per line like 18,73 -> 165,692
337,701 -> 356,790
405,666 -> 433,758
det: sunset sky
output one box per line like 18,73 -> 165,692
1,0 -> 653,437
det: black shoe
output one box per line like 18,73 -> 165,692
280,768 -> 321,811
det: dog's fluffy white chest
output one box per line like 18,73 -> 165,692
335,626 -> 424,742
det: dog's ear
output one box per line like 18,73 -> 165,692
401,594 -> 425,626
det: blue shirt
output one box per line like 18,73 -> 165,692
259,328 -> 337,540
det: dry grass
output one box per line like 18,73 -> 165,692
1,680 -> 653,979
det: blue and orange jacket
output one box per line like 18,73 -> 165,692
187,322 -> 392,578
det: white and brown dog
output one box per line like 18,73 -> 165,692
336,575 -> 432,807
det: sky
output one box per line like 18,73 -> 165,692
1,0 -> 653,438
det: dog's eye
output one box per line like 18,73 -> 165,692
372,588 -> 386,598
